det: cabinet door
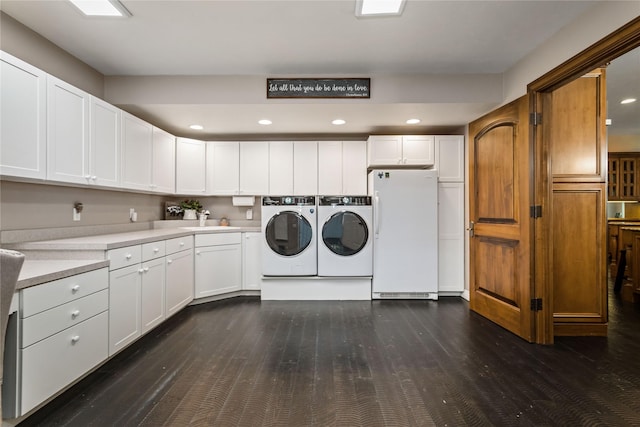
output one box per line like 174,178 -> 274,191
436,135 -> 464,182
165,249 -> 194,318
109,264 -> 142,356
243,232 -> 262,291
619,157 -> 637,200
141,257 -> 165,334
269,141 -> 293,195
206,141 -> 239,195
240,142 -> 269,195
438,182 -> 465,293
121,112 -> 153,191
176,137 -> 206,195
367,135 -> 402,166
293,141 -> 318,195
195,244 -> 242,298
152,127 -> 176,193
318,141 -> 342,195
403,135 -> 435,166
89,96 -> 120,188
20,311 -> 108,416
607,156 -> 619,200
0,52 -> 47,179
47,76 -> 90,184
342,141 -> 367,195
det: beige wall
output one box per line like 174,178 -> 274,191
609,134 -> 640,152
503,1 -> 640,104
0,181 -> 260,232
0,12 -> 104,97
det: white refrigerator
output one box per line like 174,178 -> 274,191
370,169 -> 438,299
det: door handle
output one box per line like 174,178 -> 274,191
466,221 -> 475,237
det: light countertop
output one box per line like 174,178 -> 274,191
8,225 -> 261,289
6,226 -> 261,251
17,259 -> 110,290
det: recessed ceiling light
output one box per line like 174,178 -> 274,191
258,119 -> 272,125
356,0 -> 406,17
332,119 -> 346,125
406,118 -> 421,125
68,0 -> 131,17
621,98 -> 637,104
189,124 -> 204,130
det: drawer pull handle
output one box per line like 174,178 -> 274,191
179,242 -> 185,246
196,251 -> 200,255
167,259 -> 173,265
71,310 -> 80,319
71,336 -> 80,345
143,267 -> 149,273
126,254 -> 132,260
153,248 -> 159,253
71,285 -> 80,294
138,268 -> 144,274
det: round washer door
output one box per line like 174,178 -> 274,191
322,211 -> 368,256
265,211 -> 313,256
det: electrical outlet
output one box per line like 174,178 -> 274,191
73,208 -> 81,221
246,208 -> 253,220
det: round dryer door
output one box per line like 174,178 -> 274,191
265,211 -> 313,256
322,211 -> 368,256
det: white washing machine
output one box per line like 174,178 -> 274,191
262,196 -> 317,276
317,196 -> 373,276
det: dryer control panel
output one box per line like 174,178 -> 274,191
262,196 -> 316,206
319,196 -> 372,206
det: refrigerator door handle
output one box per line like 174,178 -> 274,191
374,191 -> 380,236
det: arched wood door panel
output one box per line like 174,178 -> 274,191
469,95 -> 534,342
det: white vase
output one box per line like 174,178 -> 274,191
183,209 -> 197,220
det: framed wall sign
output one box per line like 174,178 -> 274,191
267,78 -> 370,99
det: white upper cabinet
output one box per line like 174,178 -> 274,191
342,140 -> 367,195
293,141 -> 318,196
206,141 -> 239,195
0,52 -> 47,179
435,135 -> 464,182
46,75 -> 90,184
151,127 -> 175,194
121,111 -> 153,191
318,141 -> 342,195
367,135 -> 435,167
239,142 -> 269,195
176,137 -> 206,195
318,141 -> 367,195
89,96 -> 120,188
268,141 -> 293,195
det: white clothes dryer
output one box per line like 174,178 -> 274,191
317,196 -> 372,276
262,196 -> 317,276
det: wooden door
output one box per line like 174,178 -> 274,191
469,95 -> 534,342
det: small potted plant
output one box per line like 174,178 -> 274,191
180,199 -> 203,220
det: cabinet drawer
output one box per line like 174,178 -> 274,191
166,236 -> 193,254
195,233 -> 241,247
22,289 -> 108,348
22,268 -> 108,318
20,311 -> 108,415
108,245 -> 142,270
142,240 -> 166,261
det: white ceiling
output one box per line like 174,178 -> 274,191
4,0 -> 632,138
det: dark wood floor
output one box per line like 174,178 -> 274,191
18,285 -> 640,426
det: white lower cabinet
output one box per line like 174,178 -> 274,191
195,233 -> 242,298
108,263 -> 142,356
438,182 -> 465,293
141,256 -> 166,333
18,268 -> 109,416
165,237 -> 194,317
243,232 -> 262,291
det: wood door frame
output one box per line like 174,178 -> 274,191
528,17 -> 640,344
